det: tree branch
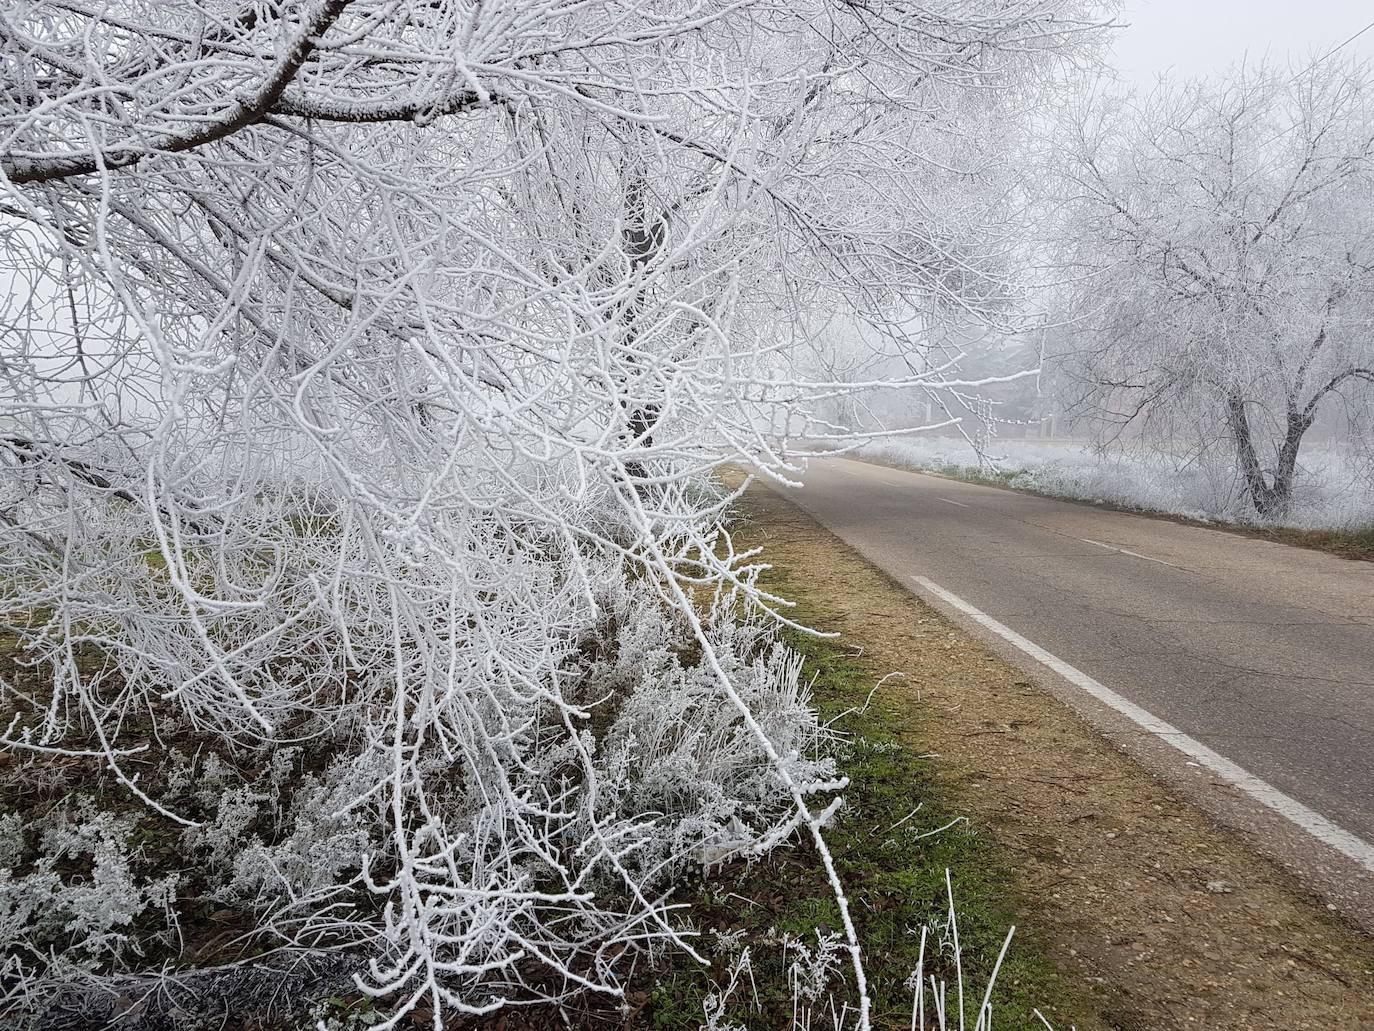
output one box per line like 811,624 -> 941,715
3,0 -> 352,184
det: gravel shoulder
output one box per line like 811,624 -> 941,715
739,477 -> 1374,1031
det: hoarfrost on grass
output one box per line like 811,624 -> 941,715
861,437 -> 1374,530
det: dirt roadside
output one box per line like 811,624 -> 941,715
737,478 -> 1374,1031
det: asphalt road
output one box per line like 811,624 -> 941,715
780,457 -> 1374,852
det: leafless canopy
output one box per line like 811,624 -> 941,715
1,1 -> 1098,1023
1050,57 -> 1374,514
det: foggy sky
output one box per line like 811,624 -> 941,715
1109,1 -> 1374,84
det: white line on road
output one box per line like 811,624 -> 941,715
911,574 -> 1374,874
1079,537 -> 1181,569
937,497 -> 971,509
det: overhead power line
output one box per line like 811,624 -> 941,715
1300,17 -> 1374,79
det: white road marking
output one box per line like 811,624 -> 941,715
937,497 -> 971,509
1079,537 -> 1181,569
911,575 -> 1374,874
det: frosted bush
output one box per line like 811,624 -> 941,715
219,752 -> 381,906
586,583 -> 840,880
0,566 -> 840,1020
786,930 -> 848,1004
0,802 -> 177,973
0,814 -> 23,869
185,785 -> 273,878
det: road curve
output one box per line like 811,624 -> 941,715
777,457 -> 1374,904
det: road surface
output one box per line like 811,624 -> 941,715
779,456 -> 1374,890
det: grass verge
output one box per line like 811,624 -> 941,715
639,508 -> 1088,1030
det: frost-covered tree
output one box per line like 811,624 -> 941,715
1049,58 -> 1374,515
1,1 -> 1098,1024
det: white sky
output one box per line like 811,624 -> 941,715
1108,1 -> 1374,84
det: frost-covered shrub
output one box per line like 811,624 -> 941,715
0,563 -> 837,1021
0,813 -> 23,869
216,751 -> 380,906
184,784 -> 272,877
0,801 -> 177,975
588,583 -> 838,878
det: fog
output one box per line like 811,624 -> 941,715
854,6 -> 1374,454
1110,1 -> 1374,84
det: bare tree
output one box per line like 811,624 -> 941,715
1,1 -> 1099,1024
1049,58 -> 1374,515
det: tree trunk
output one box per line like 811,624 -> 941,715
1224,395 -> 1310,517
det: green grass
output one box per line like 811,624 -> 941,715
641,582 -> 1085,1030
